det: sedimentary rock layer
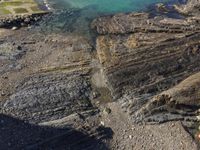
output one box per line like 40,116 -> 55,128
0,0 -> 200,149
92,0 -> 200,124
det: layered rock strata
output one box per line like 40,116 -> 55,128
92,0 -> 200,125
0,0 -> 200,149
0,31 -> 112,149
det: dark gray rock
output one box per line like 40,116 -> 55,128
2,72 -> 94,123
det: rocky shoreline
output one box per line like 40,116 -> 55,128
0,0 -> 200,149
0,13 -> 48,28
0,0 -> 50,28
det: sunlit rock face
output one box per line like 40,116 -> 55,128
92,12 -> 200,97
0,0 -> 200,149
174,0 -> 200,15
92,2 -> 200,124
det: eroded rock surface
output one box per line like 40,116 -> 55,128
95,32 -> 200,98
174,0 -> 200,15
92,0 -> 200,126
1,0 -> 200,149
0,30 -> 112,149
3,72 -> 93,122
133,72 -> 200,123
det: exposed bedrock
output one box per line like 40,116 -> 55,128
92,1 -> 200,125
0,0 -> 200,149
174,0 -> 200,16
0,32 -> 113,149
92,14 -> 200,98
2,72 -> 94,122
133,72 -> 200,124
91,12 -> 200,34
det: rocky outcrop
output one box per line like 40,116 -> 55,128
92,0 -> 200,126
2,72 -> 93,122
92,13 -> 200,98
0,30 -> 113,149
1,0 -> 200,149
0,13 -> 47,28
0,32 -> 96,123
133,72 -> 200,123
174,0 -> 200,16
92,12 -> 200,34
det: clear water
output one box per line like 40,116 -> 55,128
38,0 -> 177,36
50,0 -> 168,13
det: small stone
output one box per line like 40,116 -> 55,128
129,135 -> 133,139
92,92 -> 98,99
1,91 -> 6,96
17,46 -> 22,50
100,121 -> 105,126
124,135 -> 129,139
197,116 -> 200,121
103,107 -> 111,114
96,101 -> 100,105
194,132 -> 199,139
2,76 -> 8,79
171,123 -> 175,127
197,132 -> 200,140
11,26 -> 18,30
24,17 -> 31,23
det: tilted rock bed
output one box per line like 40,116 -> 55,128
0,30 -> 113,149
2,72 -> 93,122
0,0 -> 200,149
92,0 -> 200,126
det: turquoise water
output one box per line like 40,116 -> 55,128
38,0 -> 179,35
50,0 -> 168,13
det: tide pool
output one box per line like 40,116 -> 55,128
38,0 -> 178,35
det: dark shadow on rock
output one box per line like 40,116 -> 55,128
0,114 -> 113,150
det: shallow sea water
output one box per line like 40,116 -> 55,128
37,0 -> 182,36
49,0 -> 168,13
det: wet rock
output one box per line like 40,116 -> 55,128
155,3 -> 169,13
0,14 -> 47,28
